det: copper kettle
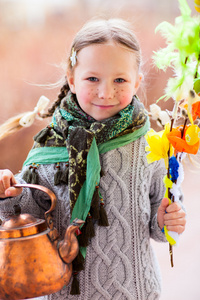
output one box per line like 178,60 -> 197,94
0,183 -> 84,300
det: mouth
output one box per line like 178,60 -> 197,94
92,104 -> 116,109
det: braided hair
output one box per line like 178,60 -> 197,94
41,81 -> 70,118
0,82 -> 71,141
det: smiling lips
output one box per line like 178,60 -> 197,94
92,104 -> 116,108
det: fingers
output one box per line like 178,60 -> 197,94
165,201 -> 182,213
164,219 -> 186,234
0,169 -> 22,198
157,199 -> 186,234
164,202 -> 186,234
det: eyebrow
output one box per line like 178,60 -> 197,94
83,71 -> 128,77
83,71 -> 99,76
115,73 -> 127,77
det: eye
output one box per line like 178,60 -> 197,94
87,77 -> 98,82
115,78 -> 125,83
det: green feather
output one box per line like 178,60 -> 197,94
155,21 -> 176,42
153,0 -> 200,104
178,0 -> 191,17
152,47 -> 177,71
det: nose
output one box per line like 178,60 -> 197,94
98,82 -> 114,100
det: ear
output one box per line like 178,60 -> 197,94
134,73 -> 143,91
66,71 -> 76,94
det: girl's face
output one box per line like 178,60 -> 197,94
67,43 -> 142,121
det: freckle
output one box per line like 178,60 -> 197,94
121,89 -> 124,92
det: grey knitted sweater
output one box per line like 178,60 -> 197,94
0,137 -> 168,300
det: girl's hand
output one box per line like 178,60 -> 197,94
0,169 -> 22,198
157,198 -> 186,234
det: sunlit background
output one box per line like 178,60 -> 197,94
0,1 -> 199,299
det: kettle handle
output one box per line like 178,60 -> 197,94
14,183 -> 57,217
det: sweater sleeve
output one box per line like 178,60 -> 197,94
0,166 -> 51,221
0,163 -> 59,221
0,163 -> 70,241
149,160 -> 168,242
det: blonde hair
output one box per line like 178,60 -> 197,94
68,18 -> 142,70
0,18 -> 142,141
0,113 -> 27,140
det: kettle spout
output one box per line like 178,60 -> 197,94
58,218 -> 84,264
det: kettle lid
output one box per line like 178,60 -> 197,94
0,204 -> 48,239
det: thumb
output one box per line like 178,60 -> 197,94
159,198 -> 169,213
157,198 -> 170,230
5,186 -> 23,198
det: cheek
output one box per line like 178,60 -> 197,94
87,89 -> 97,97
77,88 -> 96,105
118,90 -> 133,105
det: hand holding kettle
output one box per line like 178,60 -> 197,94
0,178 -> 84,300
0,169 -> 23,198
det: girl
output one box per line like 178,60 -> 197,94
0,18 -> 186,300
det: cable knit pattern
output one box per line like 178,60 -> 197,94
0,137 -> 170,300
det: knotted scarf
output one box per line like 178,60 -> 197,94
23,91 -> 149,293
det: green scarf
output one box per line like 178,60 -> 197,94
23,91 -> 149,272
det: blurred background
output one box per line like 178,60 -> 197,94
0,0 -> 199,299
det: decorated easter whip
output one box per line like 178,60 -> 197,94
0,95 -> 50,141
145,0 -> 200,267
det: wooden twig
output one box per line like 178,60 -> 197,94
168,117 -> 187,267
168,118 -> 174,267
